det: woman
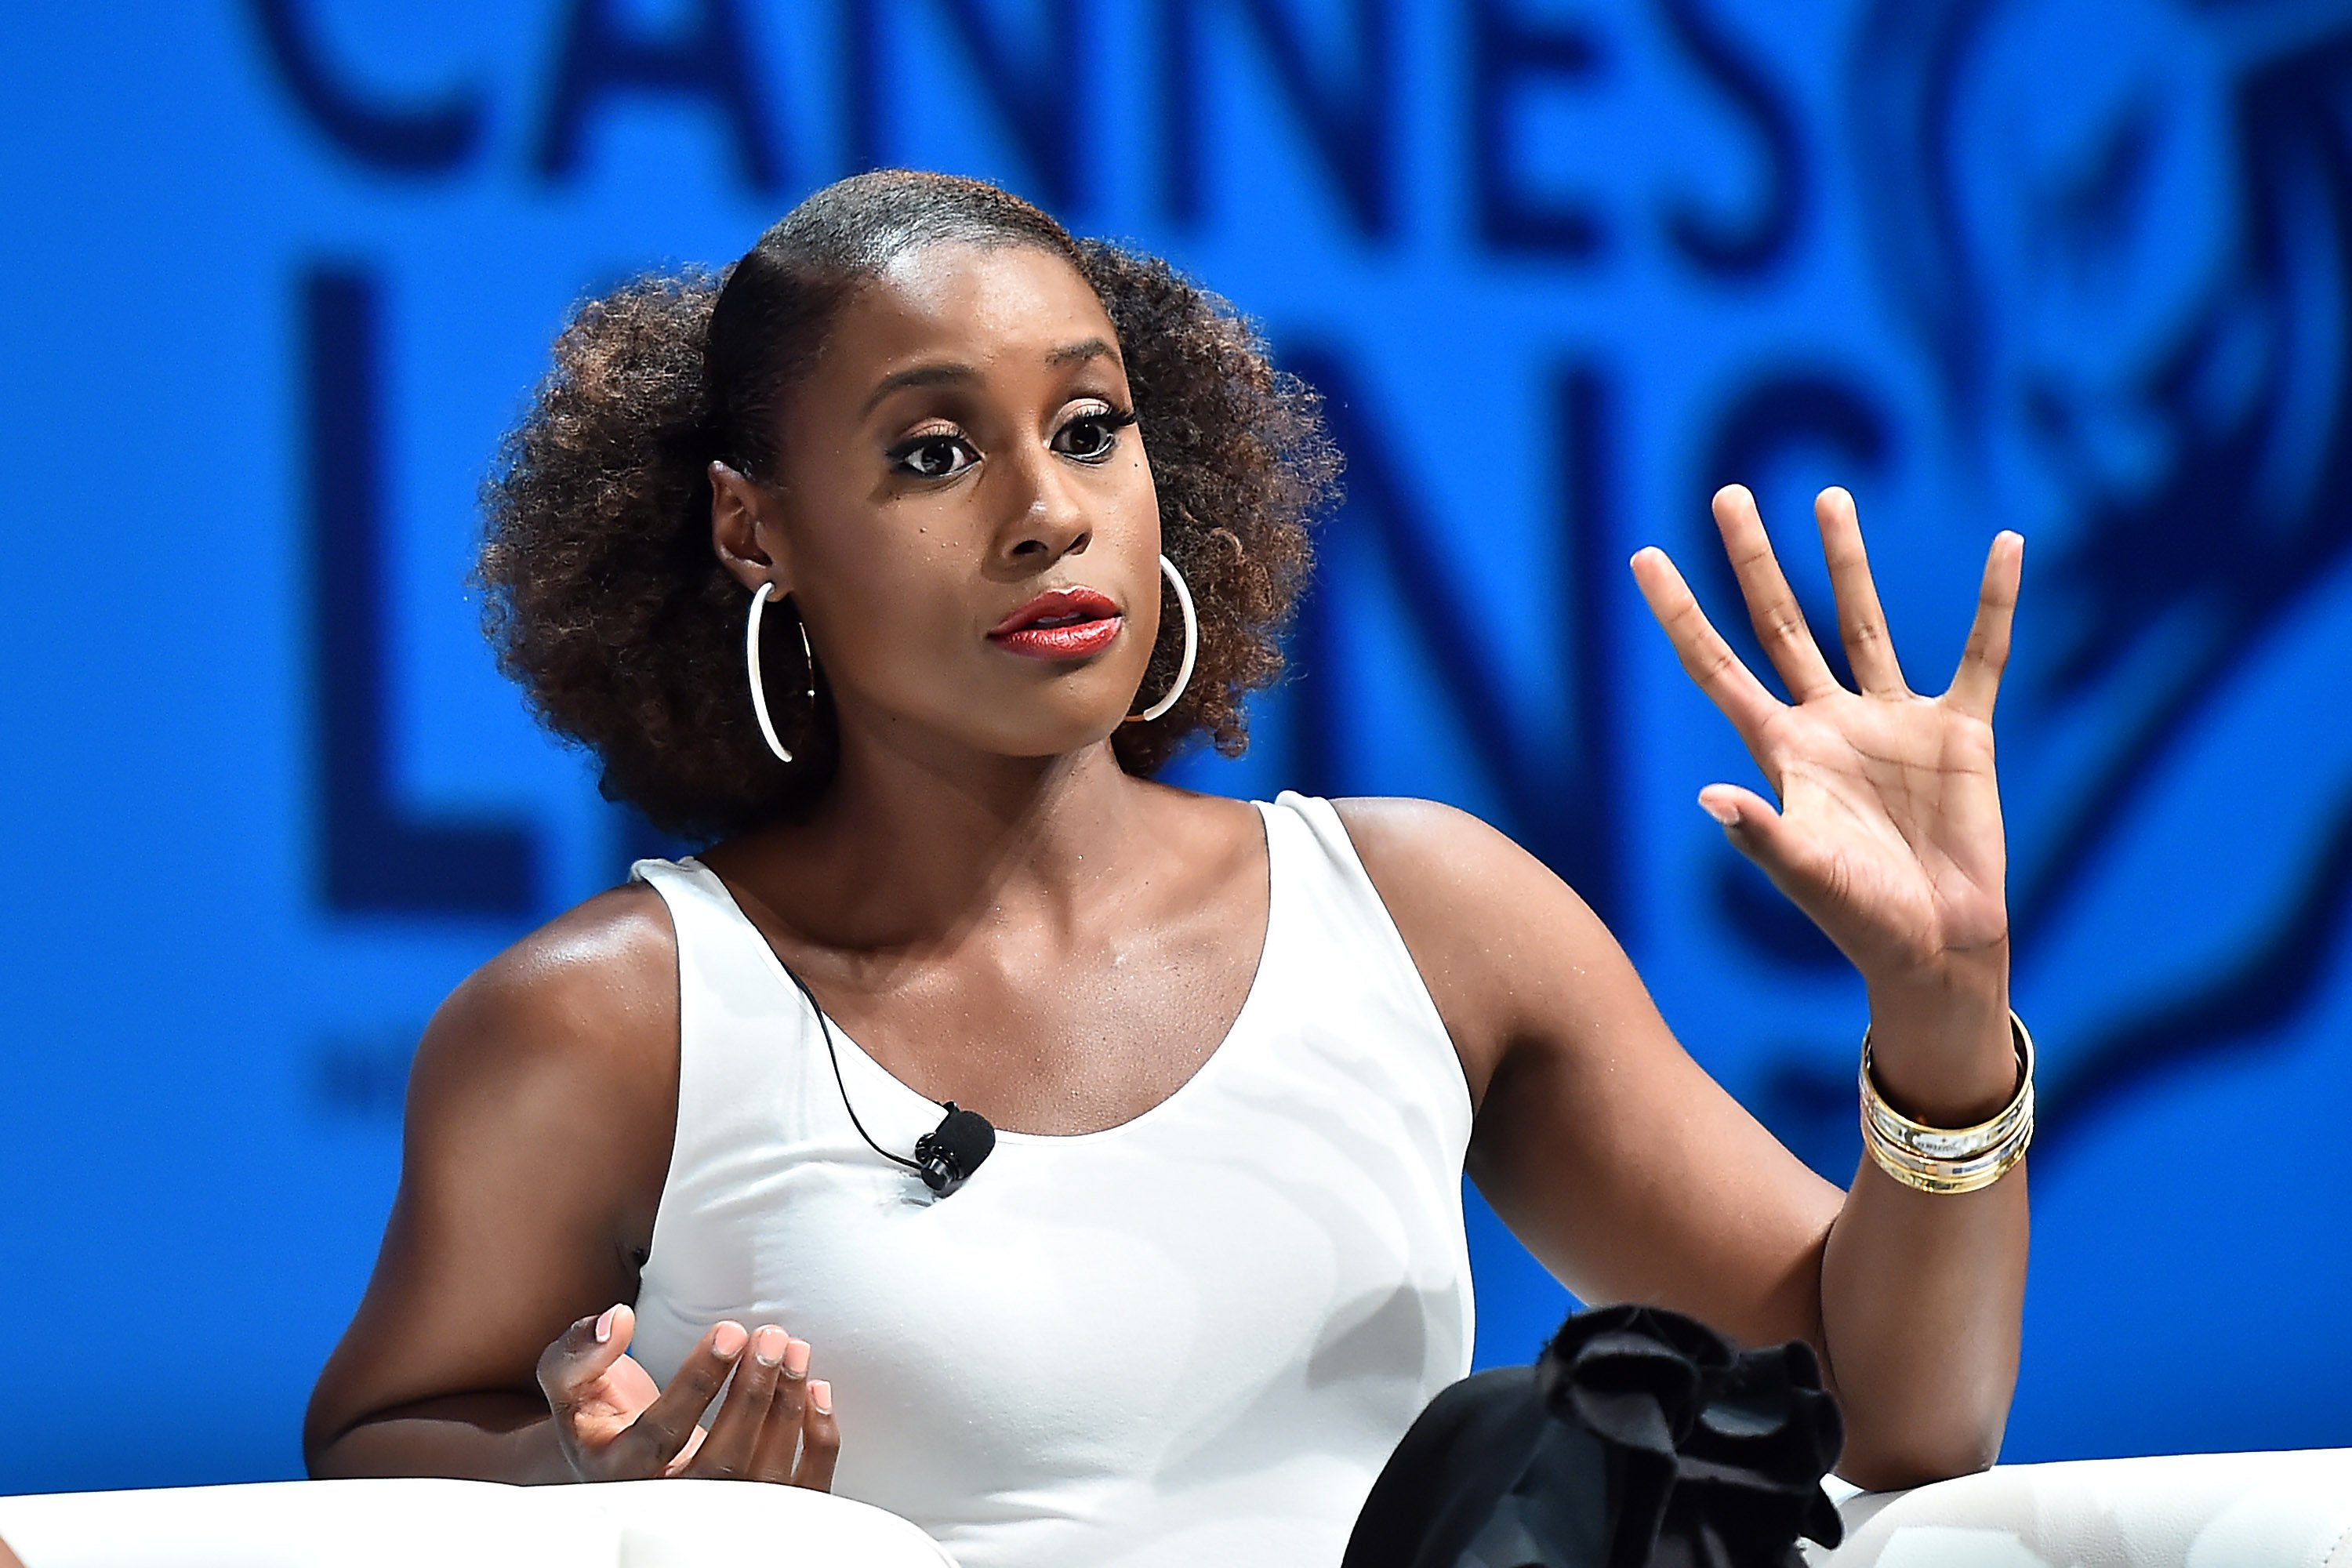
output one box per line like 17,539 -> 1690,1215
304,171 -> 2029,1566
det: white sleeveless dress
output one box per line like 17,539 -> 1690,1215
628,793 -> 1475,1568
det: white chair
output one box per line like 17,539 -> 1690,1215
0,1477 -> 956,1568
1808,1449 -> 2352,1566
8,1451 -> 2351,1566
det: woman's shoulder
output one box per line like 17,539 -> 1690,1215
1323,796 -> 1624,1097
405,880 -> 681,1138
442,880 -> 676,1041
1326,796 -> 1548,893
1324,794 -> 1613,949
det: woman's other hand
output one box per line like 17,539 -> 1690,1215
1632,484 -> 2020,987
1632,484 -> 2024,1119
538,1304 -> 840,1487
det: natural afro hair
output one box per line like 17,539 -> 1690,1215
478,170 -> 1339,843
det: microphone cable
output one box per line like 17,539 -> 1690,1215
775,959 -> 924,1176
775,959 -> 995,1196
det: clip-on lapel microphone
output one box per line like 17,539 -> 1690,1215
780,964 -> 996,1198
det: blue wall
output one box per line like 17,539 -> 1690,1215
3,0 -> 2350,1493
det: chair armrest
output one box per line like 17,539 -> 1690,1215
0,1476 -> 960,1567
1806,1449 -> 2352,1566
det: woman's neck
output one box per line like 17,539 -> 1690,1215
707,724 -> 1149,954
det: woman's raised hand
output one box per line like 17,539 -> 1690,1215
536,1303 -> 840,1486
1631,485 -> 2023,996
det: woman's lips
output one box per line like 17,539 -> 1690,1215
989,587 -> 1123,661
993,618 -> 1123,659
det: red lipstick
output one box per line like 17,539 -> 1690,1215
988,587 -> 1123,660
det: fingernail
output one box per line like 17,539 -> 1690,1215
712,1321 -> 748,1358
1700,796 -> 1738,826
809,1380 -> 833,1415
753,1327 -> 786,1367
594,1307 -> 615,1345
784,1338 -> 811,1377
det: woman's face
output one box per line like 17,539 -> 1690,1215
728,240 -> 1163,767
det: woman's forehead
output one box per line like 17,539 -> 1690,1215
828,241 -> 1117,377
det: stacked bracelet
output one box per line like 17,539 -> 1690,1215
1858,1011 -> 2035,1195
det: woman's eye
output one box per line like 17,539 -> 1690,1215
1054,408 -> 1136,463
891,435 -> 977,479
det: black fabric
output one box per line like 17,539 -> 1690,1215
1342,1305 -> 1846,1568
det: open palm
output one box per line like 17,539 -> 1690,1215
1632,485 -> 2022,991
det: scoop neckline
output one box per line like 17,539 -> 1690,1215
684,797 -> 1281,1147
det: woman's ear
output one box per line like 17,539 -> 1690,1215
710,461 -> 786,593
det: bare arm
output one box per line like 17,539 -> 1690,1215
303,888 -> 841,1489
303,887 -> 681,1480
1341,485 -> 2029,1491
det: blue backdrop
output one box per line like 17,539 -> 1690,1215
4,0 -> 2350,1494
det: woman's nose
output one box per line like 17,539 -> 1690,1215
999,456 -> 1092,565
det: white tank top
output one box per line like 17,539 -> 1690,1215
628,793 -> 1475,1568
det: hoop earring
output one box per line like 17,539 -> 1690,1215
746,582 -> 816,764
1126,554 -> 1199,724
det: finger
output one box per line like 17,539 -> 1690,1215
1712,484 -> 1840,701
1948,531 -> 2024,720
749,1337 -> 813,1483
619,1320 -> 749,1475
793,1380 -> 841,1492
537,1304 -> 634,1416
662,1426 -> 709,1479
1697,785 -> 1819,902
688,1324 -> 787,1480
1813,487 -> 1907,696
1631,546 -> 1784,746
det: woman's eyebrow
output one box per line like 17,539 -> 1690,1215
860,339 -> 1122,416
1047,337 -> 1119,368
862,361 -> 976,416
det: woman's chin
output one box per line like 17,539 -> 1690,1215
899,706 -> 1128,767
969,685 -> 1145,760
1004,720 -> 1132,764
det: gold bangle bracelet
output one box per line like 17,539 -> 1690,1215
1864,1134 -> 2029,1195
1864,1074 -> 2031,1162
1859,1009 -> 2035,1161
1862,1106 -> 2032,1184
1858,1008 -> 2036,1195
